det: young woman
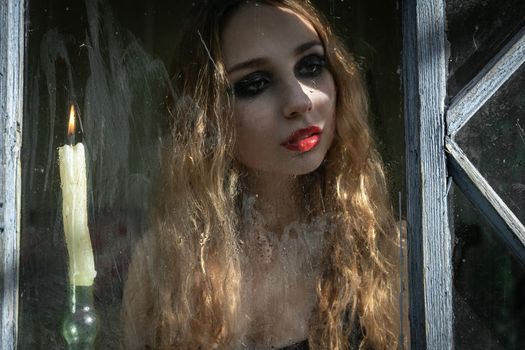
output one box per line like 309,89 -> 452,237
122,1 -> 402,349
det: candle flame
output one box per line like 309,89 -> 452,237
67,105 -> 76,136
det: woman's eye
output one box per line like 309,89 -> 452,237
233,72 -> 271,98
296,54 -> 326,78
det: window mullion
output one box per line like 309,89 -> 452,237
403,0 -> 453,348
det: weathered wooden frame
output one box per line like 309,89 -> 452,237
447,25 -> 525,136
446,140 -> 525,261
403,0 -> 525,347
403,0 -> 453,349
445,24 -> 525,264
0,0 -> 25,349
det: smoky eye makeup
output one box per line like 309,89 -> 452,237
232,71 -> 272,98
295,53 -> 327,78
229,46 -> 327,98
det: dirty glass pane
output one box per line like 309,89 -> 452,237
456,63 -> 525,224
445,0 -> 525,97
20,0 -> 404,348
20,1 -> 169,348
453,184 -> 525,349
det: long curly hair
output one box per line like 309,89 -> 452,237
121,1 -> 401,349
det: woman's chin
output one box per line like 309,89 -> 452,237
284,160 -> 322,176
238,147 -> 328,177
290,150 -> 328,175
275,155 -> 326,176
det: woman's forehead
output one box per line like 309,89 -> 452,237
221,4 -> 320,69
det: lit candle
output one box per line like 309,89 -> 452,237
58,105 -> 97,286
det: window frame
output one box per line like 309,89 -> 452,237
445,25 -> 525,258
402,1 -> 453,348
403,0 -> 525,349
0,0 -> 24,348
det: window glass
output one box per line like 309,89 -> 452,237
446,0 -> 525,97
452,184 -> 525,349
20,1 -> 404,348
456,64 -> 525,224
20,1 -> 168,348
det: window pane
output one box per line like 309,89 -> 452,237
20,1 -> 168,348
453,184 -> 525,349
20,0 -> 404,348
456,63 -> 525,224
446,0 -> 525,97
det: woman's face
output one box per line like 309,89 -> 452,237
221,3 -> 336,176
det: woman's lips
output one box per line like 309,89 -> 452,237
281,126 -> 322,153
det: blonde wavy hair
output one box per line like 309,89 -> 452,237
122,0 -> 401,349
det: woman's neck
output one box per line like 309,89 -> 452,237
243,171 -> 303,235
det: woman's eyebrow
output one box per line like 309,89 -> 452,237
295,40 -> 323,55
227,58 -> 266,75
226,40 -> 324,75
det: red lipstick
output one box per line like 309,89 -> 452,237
281,126 -> 322,153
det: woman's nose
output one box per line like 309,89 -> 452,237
282,80 -> 313,118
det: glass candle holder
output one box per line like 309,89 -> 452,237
62,285 -> 98,349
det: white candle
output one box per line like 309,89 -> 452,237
58,105 -> 96,286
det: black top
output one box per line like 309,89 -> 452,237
278,340 -> 308,350
276,323 -> 364,350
